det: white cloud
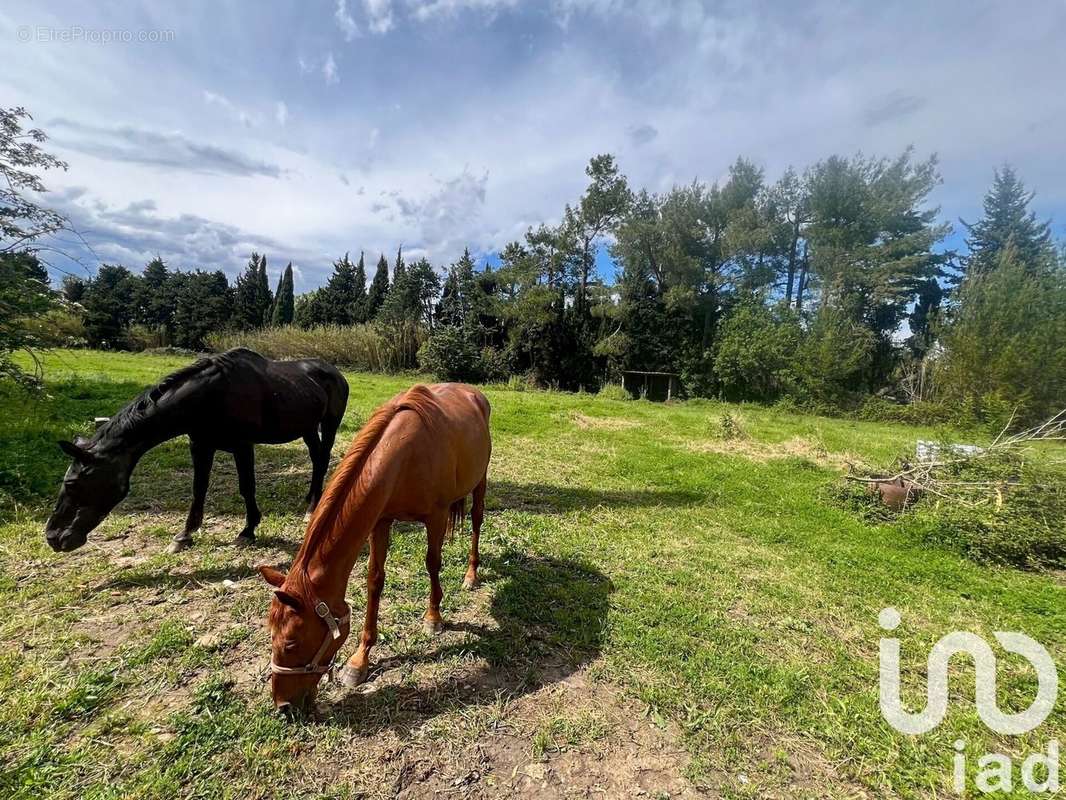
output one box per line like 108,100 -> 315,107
322,52 -> 339,84
203,90 -> 259,128
407,0 -> 518,22
5,0 -> 1065,291
364,0 -> 394,34
335,0 -> 360,40
394,168 -> 489,255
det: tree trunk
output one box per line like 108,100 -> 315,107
784,221 -> 799,307
795,244 -> 809,312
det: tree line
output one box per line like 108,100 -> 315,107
2,105 -> 1063,424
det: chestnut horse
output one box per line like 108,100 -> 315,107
258,383 -> 490,711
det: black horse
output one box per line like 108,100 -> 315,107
45,348 -> 349,553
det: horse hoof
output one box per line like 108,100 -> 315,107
233,534 -> 256,548
423,618 -> 444,636
168,538 -> 192,554
337,665 -> 368,688
462,576 -> 479,591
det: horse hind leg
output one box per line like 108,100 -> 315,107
302,430 -> 323,520
233,443 -> 261,546
423,511 -> 449,635
463,475 -> 486,590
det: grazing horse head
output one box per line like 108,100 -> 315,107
259,565 -> 351,713
45,438 -> 132,552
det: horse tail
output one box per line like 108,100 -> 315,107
446,496 -> 465,542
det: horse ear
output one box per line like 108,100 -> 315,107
58,440 -> 94,464
257,565 -> 287,587
274,590 -> 303,611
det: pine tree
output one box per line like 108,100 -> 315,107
271,262 -> 295,326
352,251 -> 368,323
234,253 -> 270,330
134,257 -> 172,332
170,270 -> 234,350
366,254 -> 390,319
82,265 -> 136,348
393,245 -> 406,285
319,253 -> 360,324
961,166 -> 1055,276
940,245 -> 1066,423
437,267 -> 462,327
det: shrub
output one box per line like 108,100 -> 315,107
21,309 -> 87,349
479,346 -> 511,384
206,323 -> 423,372
597,384 -> 629,401
899,478 -> 1066,568
795,305 -> 876,406
713,302 -> 801,401
125,324 -> 169,352
417,326 -> 480,381
855,397 -> 958,427
712,412 -> 748,440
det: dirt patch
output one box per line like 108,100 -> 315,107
384,669 -> 706,799
685,436 -> 861,471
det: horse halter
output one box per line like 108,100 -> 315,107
270,598 -> 351,680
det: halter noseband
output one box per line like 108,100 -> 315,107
270,598 -> 351,680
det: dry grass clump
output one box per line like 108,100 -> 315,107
207,323 -> 424,371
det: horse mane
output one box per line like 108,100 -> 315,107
289,385 -> 441,570
93,349 -> 258,444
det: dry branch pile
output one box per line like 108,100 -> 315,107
837,410 -> 1066,567
847,409 -> 1066,510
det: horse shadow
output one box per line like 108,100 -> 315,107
321,550 -> 613,733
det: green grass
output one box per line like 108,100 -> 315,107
0,350 -> 1062,799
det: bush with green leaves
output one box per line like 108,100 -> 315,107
713,302 -> 801,401
596,383 -> 629,401
794,304 -> 876,406
417,325 -> 484,382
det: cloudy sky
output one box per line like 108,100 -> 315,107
3,1 -> 1065,290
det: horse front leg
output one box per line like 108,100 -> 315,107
170,439 -> 215,553
338,520 -> 391,688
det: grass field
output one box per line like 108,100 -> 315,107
0,350 -> 1062,799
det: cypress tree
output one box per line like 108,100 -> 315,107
234,253 -> 270,330
352,251 -> 368,323
366,254 -> 390,319
271,262 -> 295,326
256,254 -> 272,325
